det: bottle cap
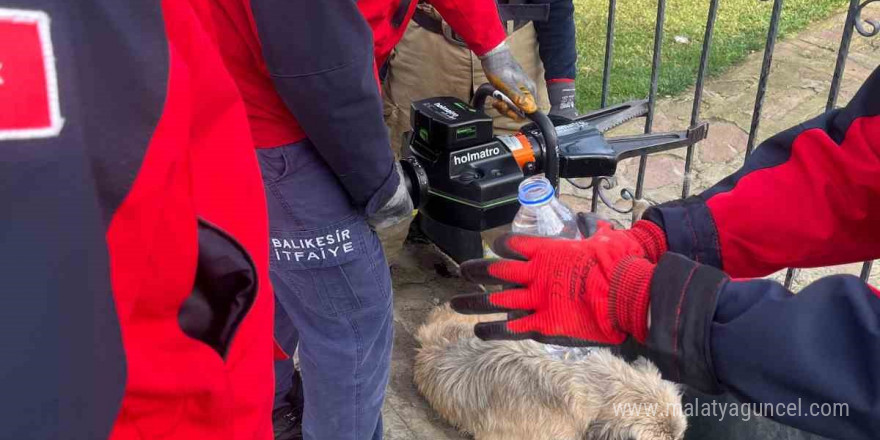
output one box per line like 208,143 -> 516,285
518,176 -> 554,206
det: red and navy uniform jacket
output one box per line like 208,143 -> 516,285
641,66 -> 880,440
364,0 -> 507,68
193,0 -> 406,219
193,0 -> 505,218
1,0 -> 274,438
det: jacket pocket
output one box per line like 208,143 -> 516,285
178,218 -> 258,359
270,215 -> 389,317
255,146 -> 289,184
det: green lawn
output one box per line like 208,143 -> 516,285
573,0 -> 844,110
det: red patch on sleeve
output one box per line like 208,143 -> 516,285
0,8 -> 63,140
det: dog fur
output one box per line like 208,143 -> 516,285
414,305 -> 687,440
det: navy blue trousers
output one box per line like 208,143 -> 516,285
257,140 -> 393,440
273,295 -> 299,410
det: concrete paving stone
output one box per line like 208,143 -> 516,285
697,121 -> 749,164
690,161 -> 741,194
560,191 -> 595,215
847,42 -> 880,69
797,23 -> 847,52
698,76 -> 755,102
835,61 -> 878,98
382,403 -> 417,440
784,40 -> 844,73
616,154 -> 685,192
558,177 -> 597,202
385,383 -> 468,440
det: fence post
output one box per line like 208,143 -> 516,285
591,0 -> 619,214
682,0 -> 721,199
744,0 -> 785,160
632,0 -> 668,224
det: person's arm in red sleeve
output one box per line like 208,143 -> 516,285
248,0 -> 405,219
643,66 -> 880,278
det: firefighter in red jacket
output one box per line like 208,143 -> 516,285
192,1 -> 531,439
453,66 -> 880,440
1,0 -> 274,438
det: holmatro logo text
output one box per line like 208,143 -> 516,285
452,147 -> 501,165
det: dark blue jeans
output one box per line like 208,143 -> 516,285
273,295 -> 299,410
257,140 -> 393,440
532,0 -> 578,81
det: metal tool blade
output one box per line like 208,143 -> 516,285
574,100 -> 649,134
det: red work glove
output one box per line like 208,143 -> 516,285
451,220 -> 666,345
578,215 -> 668,264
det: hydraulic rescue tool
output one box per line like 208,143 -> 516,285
398,84 -> 708,262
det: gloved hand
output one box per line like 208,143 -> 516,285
367,162 -> 414,230
577,215 -> 668,263
547,80 -> 579,119
450,220 -> 667,345
480,41 -> 538,118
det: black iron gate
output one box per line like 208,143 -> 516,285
584,0 -> 878,289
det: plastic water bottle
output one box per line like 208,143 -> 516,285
511,176 -> 592,362
512,175 -> 581,239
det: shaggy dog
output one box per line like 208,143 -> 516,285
414,305 -> 687,440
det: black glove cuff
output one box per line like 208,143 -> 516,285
646,253 -> 727,394
643,196 -> 723,270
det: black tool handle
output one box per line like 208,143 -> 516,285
472,83 -> 560,190
527,111 -> 559,190
472,83 -> 498,113
610,122 -> 709,161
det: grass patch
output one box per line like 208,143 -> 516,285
573,0 -> 844,110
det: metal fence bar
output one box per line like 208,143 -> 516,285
826,0 -> 861,111
590,182 -> 601,213
591,0 -> 619,214
862,262 -> 876,282
634,0 -> 667,204
744,0 -> 785,160
682,0 -> 721,198
600,0 -> 617,108
783,268 -> 799,288
861,261 -> 875,281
